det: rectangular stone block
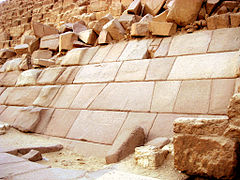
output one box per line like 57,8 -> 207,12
0,105 -> 6,115
168,52 -> 238,80
0,106 -> 24,125
151,81 -> 181,113
40,34 -> 59,51
37,67 -> 66,85
0,71 -> 21,86
174,80 -> 211,114
56,66 -> 80,84
67,110 -> 127,145
0,87 -> 6,96
44,109 -> 80,138
104,41 -> 128,62
149,21 -> 177,36
168,31 -> 212,56
90,82 -> 154,111
115,59 -> 149,81
90,45 -> 113,64
146,57 -> 175,80
0,153 -> 25,165
73,62 -> 121,83
153,37 -> 172,57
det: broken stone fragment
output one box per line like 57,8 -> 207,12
206,0 -> 221,15
135,145 -> 169,169
59,32 -> 78,52
32,59 -> 55,67
93,14 -> 113,35
59,23 -> 73,33
98,30 -> 113,45
21,149 -> 42,162
72,21 -> 87,34
105,126 -> 145,164
206,14 -> 230,30
145,137 -> 170,149
118,14 -> 137,31
230,12 -> 240,27
32,21 -> 59,38
40,34 -> 59,51
153,10 -> 168,22
78,29 -> 97,45
127,0 -> 142,15
149,21 -> 177,36
14,44 -> 29,55
144,0 -> 166,16
32,50 -> 53,60
0,49 -> 16,59
103,19 -> 125,41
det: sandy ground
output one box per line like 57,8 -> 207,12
1,128 -> 188,180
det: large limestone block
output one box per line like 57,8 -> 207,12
44,109 -> 80,138
61,47 -> 99,65
168,52 -> 238,80
127,0 -> 141,15
33,85 -> 61,107
118,39 -> 151,61
151,81 -> 181,113
90,82 -> 154,111
70,84 -> 106,109
90,45 -> 113,64
32,50 -> 52,60
208,27 -> 240,52
89,0 -> 110,12
144,0 -> 166,16
115,60 -> 149,81
37,67 -> 66,85
174,135 -> 238,179
0,87 -> 14,105
93,14 -> 113,35
118,14 -> 137,30
73,62 -> 121,83
40,34 -> 59,51
106,126 -> 145,164
168,31 -> 212,56
32,21 -> 58,38
78,29 -> 97,45
0,106 -> 24,125
56,66 -> 80,84
67,110 -> 128,144
174,80 -> 211,114
16,69 -> 42,86
149,21 -> 177,36
0,71 -> 21,86
59,32 -> 78,52
166,0 -> 203,26
104,41 -> 128,62
103,19 -> 125,41
153,37 -> 172,57
98,30 -> 113,45
131,22 -> 150,37
206,14 -> 230,30
4,59 -> 21,72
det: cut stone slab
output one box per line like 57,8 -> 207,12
4,58 -> 21,72
151,81 -> 181,113
78,29 -> 97,45
70,84 -> 106,109
106,126 -> 145,164
168,52 -> 238,80
166,0 -> 203,26
98,30 -> 113,45
115,59 -> 149,81
90,45 -> 113,64
149,21 -> 177,36
0,106 -> 24,125
22,150 -> 42,162
209,79 -> 235,115
174,135 -> 238,179
0,153 -> 25,165
103,19 -> 125,41
146,57 -> 175,80
90,82 -> 154,111
32,59 -> 55,67
118,39 -> 151,61
206,14 -> 230,30
32,21 -> 59,38
60,47 -> 99,65
16,69 -> 42,86
37,67 -> 66,85
230,13 -> 240,27
40,34 -> 59,51
168,31 -> 212,56
50,85 -> 81,108
104,41 -> 128,62
14,44 -> 29,55
0,71 -> 21,86
208,27 -> 240,52
93,14 -> 113,35
174,80 -> 211,114
154,37 -> 172,57
67,110 -> 127,144
44,109 -> 80,138
127,0 -> 141,15
56,66 -> 80,84
73,62 -> 121,83
33,85 -> 61,107
144,0 -> 166,16
5,86 -> 42,106
145,137 -> 170,149
59,32 -> 78,52
32,50 -> 53,60
131,22 -> 150,37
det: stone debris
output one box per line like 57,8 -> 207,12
103,19 -> 125,41
0,122 -> 10,135
145,137 -> 170,149
21,149 -> 42,162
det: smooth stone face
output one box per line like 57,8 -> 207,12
37,67 -> 66,85
56,66 -> 80,84
16,69 -> 42,86
154,37 -> 172,57
0,106 -> 25,125
90,45 -> 113,64
104,41 -> 128,62
40,34 -> 59,51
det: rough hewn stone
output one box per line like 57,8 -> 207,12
21,150 -> 42,162
40,34 -> 59,51
59,32 -> 78,52
32,21 -> 58,38
127,0 -> 141,15
32,50 -> 52,60
145,137 -> 170,149
103,19 -> 125,41
78,29 -> 97,45
16,69 -> 42,86
37,67 -> 66,85
93,14 -> 113,35
149,21 -> 177,36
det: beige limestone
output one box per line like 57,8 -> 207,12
33,85 -> 61,107
90,45 -> 113,64
145,137 -> 170,149
93,14 -> 113,35
230,13 -> 240,27
0,49 -> 16,59
16,69 -> 42,86
0,106 -> 24,125
32,50 -> 52,60
78,29 -> 97,45
0,71 -> 21,87
90,82 -> 154,111
98,30 -> 113,45
168,31 -> 212,56
149,21 -> 177,36
168,52 -> 238,80
144,0 -> 166,16
56,66 -> 80,84
4,59 -> 21,72
154,37 -> 172,57
73,62 -> 121,83
72,21 -> 87,34
127,0 -> 141,15
32,21 -> 58,38
103,19 -> 125,41
153,10 -> 168,22
59,32 -> 78,52
14,44 -> 29,55
67,110 -> 128,144
32,59 -> 55,67
0,87 -> 14,105
118,14 -> 137,30
151,81 -> 181,113
207,14 -> 230,30
115,59 -> 149,81
104,41 -> 128,62
131,23 -> 149,37
37,67 -> 66,85
40,34 -> 59,51
22,150 -> 42,162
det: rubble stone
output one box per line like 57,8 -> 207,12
93,14 -> 113,35
98,30 -> 113,44
21,150 -> 42,162
16,69 -> 42,86
131,22 -> 149,37
32,50 -> 52,60
149,21 -> 177,36
145,137 -> 170,149
207,14 -> 230,30
103,19 -> 125,41
32,21 -> 58,38
14,44 -> 29,55
59,32 -> 78,52
78,29 -> 97,45
144,0 -> 166,16
40,34 -> 59,51
127,0 -> 141,15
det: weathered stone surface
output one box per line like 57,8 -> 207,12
67,110 -> 127,144
144,0 -> 166,16
228,93 -> 240,121
0,71 -> 21,86
110,1 -> 124,16
98,30 -> 113,45
131,22 -> 149,37
103,19 -> 125,41
151,81 -> 181,113
71,84 -> 106,109
153,10 -> 168,22
118,14 -> 137,30
145,137 -> 170,149
32,21 -> 58,38
59,23 -> 73,33
154,37 -> 172,57
32,59 -> 55,67
207,14 -> 230,30
4,58 -> 21,72
174,80 -> 211,114
45,109 -> 79,138
127,0 -> 141,15
72,21 -> 87,34
149,21 -> 177,36
37,67 -> 66,85
146,57 -> 175,80
0,87 -> 14,105
74,62 -> 121,83
5,86 -> 42,106
56,66 -> 80,84
22,150 -> 42,162
208,27 -> 240,52
93,14 -> 113,35
209,79 -> 235,115
14,44 -> 29,55
168,52 -> 238,80
59,32 -> 78,52
0,32 -> 10,41
90,45 -> 113,64
118,39 -> 150,61
33,85 -> 61,107
0,49 -> 16,59
32,50 -> 52,60
230,12 -> 240,27
206,0 -> 220,15
168,31 -> 212,56
104,41 -> 128,62
16,69 -> 42,86
106,126 -> 145,164
166,0 -> 203,26
40,34 -> 59,51
174,135 -> 238,179
61,47 -> 99,65
50,85 -> 81,108
90,82 -> 154,111
116,60 -> 149,81
0,106 -> 24,125
135,146 -> 169,169
78,29 -> 97,45
89,0 -> 109,12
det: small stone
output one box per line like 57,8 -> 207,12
21,150 -> 42,162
